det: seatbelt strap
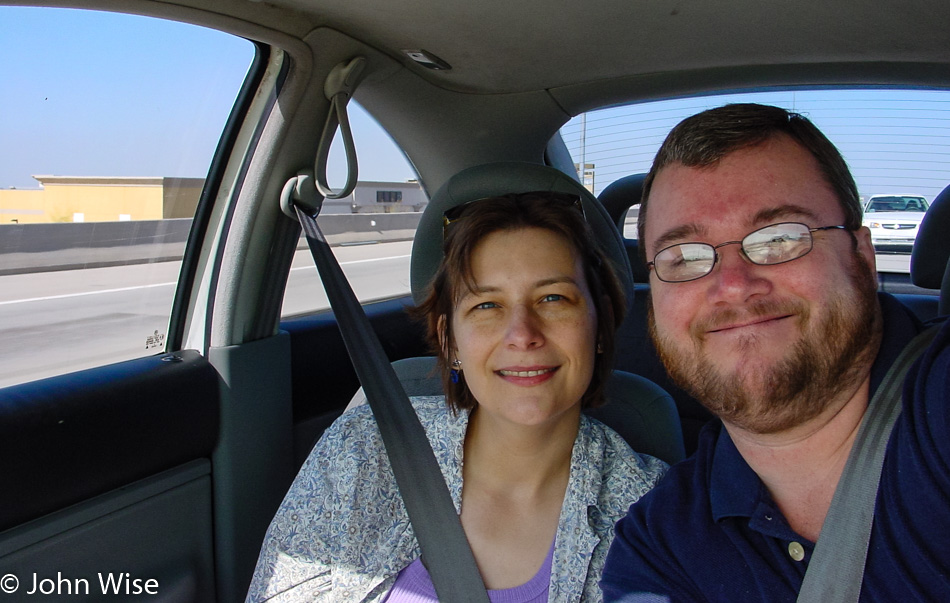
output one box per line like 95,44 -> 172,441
291,199 -> 490,602
797,324 -> 939,602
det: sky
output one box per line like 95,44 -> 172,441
3,6 -> 949,202
0,6 -> 417,191
562,90 -> 950,201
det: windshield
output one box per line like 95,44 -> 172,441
865,196 -> 929,212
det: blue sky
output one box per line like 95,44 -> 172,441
0,6 -> 416,190
562,90 -> 950,201
3,6 -> 949,202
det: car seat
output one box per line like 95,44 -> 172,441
597,173 -> 713,456
596,172 -> 650,284
911,183 -> 950,315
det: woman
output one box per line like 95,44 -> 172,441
247,192 -> 667,602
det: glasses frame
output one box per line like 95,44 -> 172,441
647,222 -> 849,283
441,191 -> 585,239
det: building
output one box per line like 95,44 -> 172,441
344,180 -> 428,214
0,176 -> 427,224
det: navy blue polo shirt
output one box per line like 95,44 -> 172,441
601,293 -> 950,601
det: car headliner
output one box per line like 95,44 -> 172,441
26,1 -> 950,169
80,0 -> 948,175
29,1 -> 945,98
170,0 -> 950,95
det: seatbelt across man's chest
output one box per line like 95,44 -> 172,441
797,324 -> 939,602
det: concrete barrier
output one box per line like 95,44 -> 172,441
312,213 -> 422,246
0,213 -> 422,275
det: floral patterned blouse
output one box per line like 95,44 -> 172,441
246,396 -> 667,602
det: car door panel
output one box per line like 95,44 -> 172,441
0,351 -> 219,600
0,460 -> 214,601
0,350 -> 218,529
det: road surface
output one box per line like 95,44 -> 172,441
0,241 -> 412,388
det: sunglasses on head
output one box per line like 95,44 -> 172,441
441,191 -> 586,239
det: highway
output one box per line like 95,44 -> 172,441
0,240 -> 412,388
0,229 -> 914,390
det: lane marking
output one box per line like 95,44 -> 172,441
290,253 -> 411,271
0,254 -> 412,306
0,282 -> 176,306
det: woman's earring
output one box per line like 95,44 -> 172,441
450,359 -> 462,383
596,342 -> 604,354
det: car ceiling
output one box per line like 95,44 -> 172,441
165,0 -> 950,98
128,0 -> 949,182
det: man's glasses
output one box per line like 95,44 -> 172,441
442,191 -> 585,239
648,222 -> 849,283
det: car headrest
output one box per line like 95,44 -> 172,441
910,183 -> 950,290
597,173 -> 652,284
598,173 -> 647,230
410,162 -> 634,310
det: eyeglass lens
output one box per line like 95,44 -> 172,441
653,222 -> 815,282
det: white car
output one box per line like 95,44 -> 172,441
863,194 -> 930,251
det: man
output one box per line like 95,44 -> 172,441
601,104 -> 950,601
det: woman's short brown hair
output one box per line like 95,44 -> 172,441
410,192 -> 627,413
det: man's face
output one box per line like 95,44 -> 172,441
644,134 -> 882,434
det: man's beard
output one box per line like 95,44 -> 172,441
650,250 -> 882,435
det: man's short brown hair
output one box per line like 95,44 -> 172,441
637,103 -> 861,262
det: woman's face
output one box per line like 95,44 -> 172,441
450,226 -> 598,429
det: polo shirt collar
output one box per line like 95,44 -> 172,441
709,422 -> 761,521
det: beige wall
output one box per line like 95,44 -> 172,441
1,176 -> 417,224
0,177 -> 164,224
0,189 -> 46,224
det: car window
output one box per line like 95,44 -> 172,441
560,90 -> 950,240
866,195 -> 929,212
0,7 -> 254,388
279,102 -> 424,318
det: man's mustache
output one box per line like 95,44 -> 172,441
691,299 -> 807,339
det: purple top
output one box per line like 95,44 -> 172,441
383,540 -> 555,603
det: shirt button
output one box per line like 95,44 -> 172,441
788,541 -> 805,562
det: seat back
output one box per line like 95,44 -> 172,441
596,173 -> 651,284
350,357 -> 685,464
911,183 -> 950,315
598,173 -> 713,455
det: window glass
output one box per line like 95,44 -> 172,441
280,102 -> 424,318
0,7 -> 253,388
560,90 -> 950,240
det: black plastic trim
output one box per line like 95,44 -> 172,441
0,351 -> 219,531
